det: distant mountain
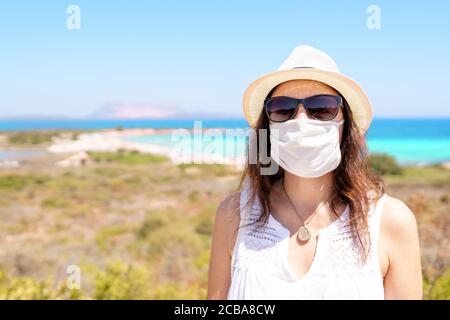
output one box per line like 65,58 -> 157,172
90,103 -> 180,119
172,111 -> 242,119
90,103 -> 241,119
0,104 -> 242,121
0,114 -> 74,120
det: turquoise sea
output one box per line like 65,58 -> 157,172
1,118 -> 449,165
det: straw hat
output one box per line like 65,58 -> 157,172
243,45 -> 373,132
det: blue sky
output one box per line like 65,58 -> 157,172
0,0 -> 449,118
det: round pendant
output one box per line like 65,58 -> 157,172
297,226 -> 311,242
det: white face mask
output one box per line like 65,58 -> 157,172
269,118 -> 345,178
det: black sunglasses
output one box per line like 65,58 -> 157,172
264,94 -> 343,122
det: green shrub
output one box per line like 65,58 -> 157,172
96,225 -> 134,251
382,165 -> 450,187
41,197 -> 70,208
8,130 -> 60,145
92,261 -> 150,300
194,249 -> 211,271
178,163 -> 231,177
0,270 -> 81,300
137,212 -> 170,239
188,190 -> 200,202
0,271 -> 51,299
440,194 -> 449,204
194,206 -> 215,236
0,175 -> 28,190
424,268 -> 450,300
0,175 -> 49,191
369,153 -> 403,175
62,171 -> 74,178
195,217 -> 213,236
92,167 -> 121,177
143,224 -> 203,260
88,150 -> 168,165
151,281 -> 206,300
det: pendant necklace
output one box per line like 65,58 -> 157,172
281,178 -> 329,243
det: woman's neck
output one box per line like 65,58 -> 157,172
282,171 -> 335,216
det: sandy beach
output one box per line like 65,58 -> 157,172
45,128 -> 247,168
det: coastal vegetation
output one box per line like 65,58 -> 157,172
2,130 -> 81,146
0,133 -> 448,299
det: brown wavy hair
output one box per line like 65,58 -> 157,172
237,90 -> 385,263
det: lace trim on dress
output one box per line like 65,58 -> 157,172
231,177 -> 387,281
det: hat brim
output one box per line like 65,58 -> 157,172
243,69 -> 373,133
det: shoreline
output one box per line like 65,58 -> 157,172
45,128 -> 247,168
1,128 -> 449,169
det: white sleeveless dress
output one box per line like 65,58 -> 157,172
227,179 -> 387,300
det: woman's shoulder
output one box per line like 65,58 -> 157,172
215,192 -> 242,256
378,195 -> 422,291
380,195 -> 418,235
379,195 -> 420,253
216,192 -> 241,220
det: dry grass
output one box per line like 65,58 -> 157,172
0,147 -> 448,299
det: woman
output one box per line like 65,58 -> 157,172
207,45 -> 422,299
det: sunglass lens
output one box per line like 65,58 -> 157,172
265,97 -> 297,122
306,96 -> 340,121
